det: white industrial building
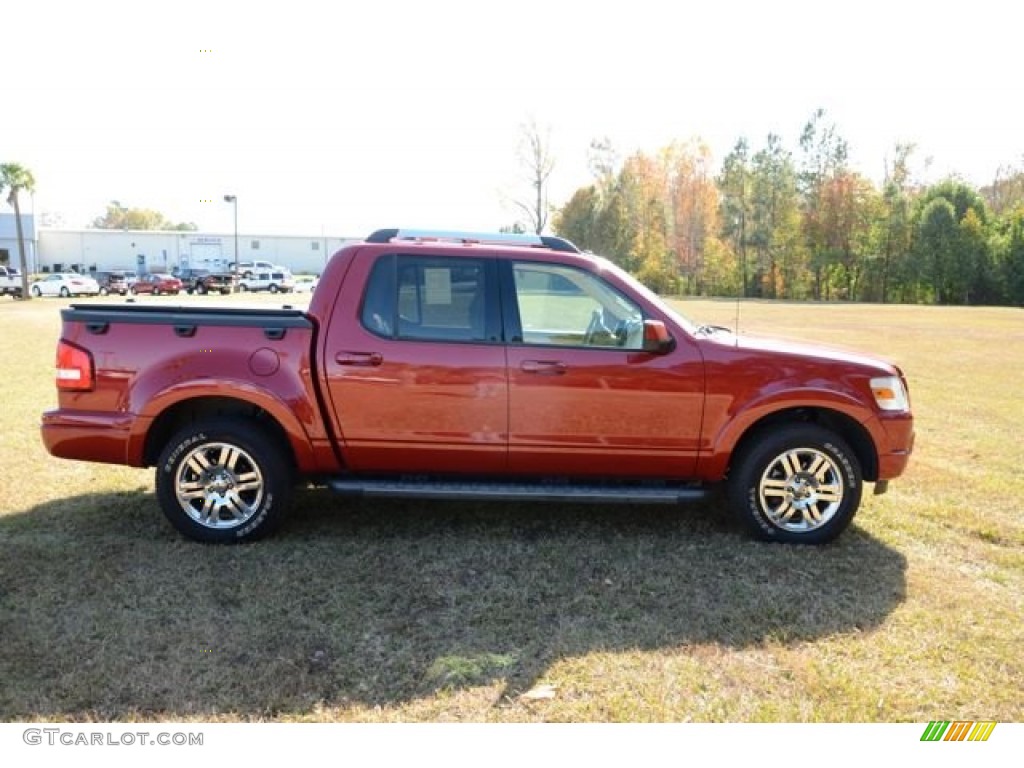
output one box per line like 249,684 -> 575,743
0,213 -> 358,276
0,213 -> 38,272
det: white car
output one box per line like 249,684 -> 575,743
238,270 -> 295,293
232,260 -> 276,278
30,272 -> 101,298
292,275 -> 319,294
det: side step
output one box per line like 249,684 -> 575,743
327,478 -> 708,505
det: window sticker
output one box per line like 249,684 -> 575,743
424,268 -> 453,305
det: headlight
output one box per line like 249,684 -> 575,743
870,376 -> 910,412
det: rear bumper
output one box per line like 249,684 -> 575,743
41,409 -> 149,467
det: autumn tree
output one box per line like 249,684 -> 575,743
718,139 -> 753,296
662,140 -> 718,294
749,135 -> 802,298
92,201 -> 197,231
980,163 -> 1024,217
875,143 -> 917,303
798,108 -> 849,299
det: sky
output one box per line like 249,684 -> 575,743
4,0 -> 1022,237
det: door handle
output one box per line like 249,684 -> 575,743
335,351 -> 383,366
521,360 -> 567,375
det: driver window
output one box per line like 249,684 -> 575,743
512,262 -> 644,349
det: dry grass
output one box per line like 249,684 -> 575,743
0,293 -> 1021,722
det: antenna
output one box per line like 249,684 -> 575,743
734,294 -> 741,345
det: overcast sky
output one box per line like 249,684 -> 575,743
5,0 -> 1021,236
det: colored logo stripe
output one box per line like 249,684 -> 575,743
921,721 -> 996,742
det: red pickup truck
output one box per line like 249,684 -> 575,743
41,228 -> 914,544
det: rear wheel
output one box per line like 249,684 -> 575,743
156,420 -> 293,543
727,424 -> 862,544
59,286 -> 70,297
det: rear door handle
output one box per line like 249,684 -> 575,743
335,351 -> 383,366
521,360 -> 567,375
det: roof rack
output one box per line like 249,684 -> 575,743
365,228 -> 580,254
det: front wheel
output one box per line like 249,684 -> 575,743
727,424 -> 862,544
156,420 -> 293,543
59,286 -> 70,298
31,285 -> 42,297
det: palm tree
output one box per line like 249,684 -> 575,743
0,163 -> 37,300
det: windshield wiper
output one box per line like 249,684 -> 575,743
696,324 -> 733,335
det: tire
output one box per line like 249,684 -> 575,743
60,286 -> 70,297
130,286 -> 138,295
99,286 -> 109,296
154,288 -> 161,296
239,284 -> 248,292
155,420 -> 293,543
726,424 -> 862,545
197,283 -> 207,295
269,284 -> 279,293
31,285 -> 42,297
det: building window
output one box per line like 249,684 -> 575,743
251,240 -> 260,250
312,241 -> 320,251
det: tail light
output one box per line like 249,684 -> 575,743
56,340 -> 94,391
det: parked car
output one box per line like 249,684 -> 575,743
176,268 -> 236,295
30,272 -> 101,298
130,273 -> 183,295
42,227 -> 914,545
238,270 -> 295,293
0,266 -> 23,298
292,275 -> 319,294
92,271 -> 130,296
231,260 -> 275,278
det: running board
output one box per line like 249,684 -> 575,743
327,478 -> 708,504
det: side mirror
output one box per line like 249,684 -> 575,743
642,319 -> 675,354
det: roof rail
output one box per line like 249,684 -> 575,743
365,228 -> 580,254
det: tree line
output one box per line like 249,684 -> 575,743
553,110 -> 1024,306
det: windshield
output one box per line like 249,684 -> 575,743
596,257 -> 697,334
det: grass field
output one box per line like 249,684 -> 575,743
0,293 -> 1021,722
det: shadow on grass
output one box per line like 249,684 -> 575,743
0,488 -> 907,719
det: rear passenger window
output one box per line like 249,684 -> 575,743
360,255 -> 494,343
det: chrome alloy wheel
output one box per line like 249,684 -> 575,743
173,442 -> 265,529
757,447 -> 844,533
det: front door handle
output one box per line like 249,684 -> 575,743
336,351 -> 383,366
521,360 -> 567,375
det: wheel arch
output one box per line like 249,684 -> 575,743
726,407 -> 879,482
141,395 -> 301,473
